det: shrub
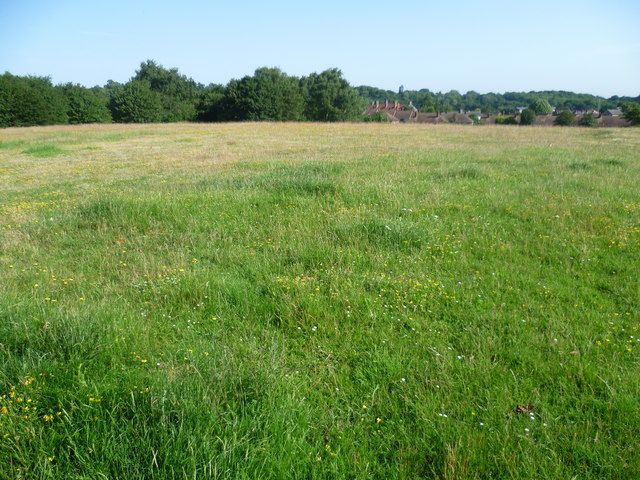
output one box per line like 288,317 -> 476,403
554,111 -> 576,126
578,113 -> 598,128
495,116 -> 518,125
362,111 -> 390,122
519,109 -> 536,126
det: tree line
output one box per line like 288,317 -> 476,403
357,86 -> 640,115
0,61 -> 362,127
1,60 -> 639,127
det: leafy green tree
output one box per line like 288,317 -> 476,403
110,80 -> 162,123
302,68 -> 361,122
443,90 -> 463,111
133,60 -> 199,121
622,102 -> 640,125
530,98 -> 553,115
221,67 -> 304,121
519,108 -> 536,125
61,83 -> 111,124
554,110 -> 576,126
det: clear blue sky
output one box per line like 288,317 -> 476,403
1,0 -> 638,97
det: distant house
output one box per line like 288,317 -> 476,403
362,102 -> 630,127
366,100 -> 410,113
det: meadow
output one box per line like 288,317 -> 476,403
0,122 -> 638,479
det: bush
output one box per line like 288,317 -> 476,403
469,113 -> 483,125
362,111 -> 390,122
495,116 -> 518,125
554,111 -> 576,126
519,109 -> 536,126
578,113 -> 597,128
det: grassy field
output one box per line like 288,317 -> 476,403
0,122 -> 639,479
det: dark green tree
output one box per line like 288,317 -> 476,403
622,102 -> 640,125
554,110 -> 576,126
110,80 -> 162,123
0,73 -> 68,126
530,98 -> 553,115
0,75 -> 13,127
302,68 -> 361,122
196,84 -> 226,122
519,108 -> 536,125
221,67 -> 304,121
133,60 -> 199,121
61,83 -> 112,124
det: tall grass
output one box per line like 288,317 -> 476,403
0,123 -> 638,479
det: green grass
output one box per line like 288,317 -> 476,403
0,123 -> 639,479
22,143 -> 66,158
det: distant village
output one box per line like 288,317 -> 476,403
365,100 -> 630,127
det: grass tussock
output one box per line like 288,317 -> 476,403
0,122 -> 639,479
